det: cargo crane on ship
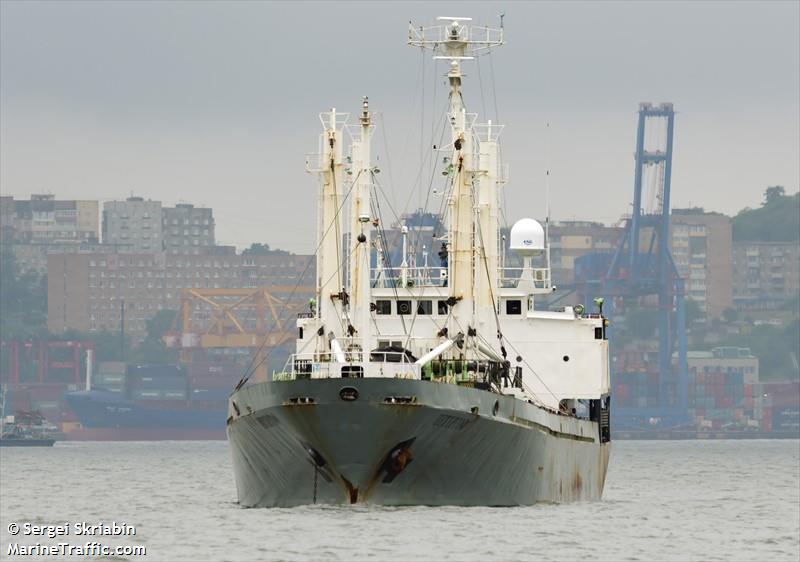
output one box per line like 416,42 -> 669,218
573,103 -> 689,430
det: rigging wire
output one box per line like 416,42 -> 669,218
407,97 -> 450,212
500,337 -> 558,402
476,53 -> 488,119
237,170 -> 362,384
370,177 -> 408,336
242,240 -> 363,380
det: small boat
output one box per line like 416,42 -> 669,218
0,411 -> 57,447
0,387 -> 56,447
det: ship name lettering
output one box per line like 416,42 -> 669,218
433,414 -> 470,430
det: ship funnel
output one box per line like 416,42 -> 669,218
509,218 -> 545,256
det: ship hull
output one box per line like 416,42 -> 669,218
64,390 -> 227,441
0,438 -> 56,447
228,379 -> 610,507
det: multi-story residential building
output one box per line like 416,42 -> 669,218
47,250 -> 314,338
8,241 -> 112,275
0,194 -> 100,274
732,241 -> 800,312
0,196 -> 15,242
548,221 -> 623,285
102,196 -> 163,252
161,203 -> 215,254
669,210 -> 733,320
1,194 -> 99,244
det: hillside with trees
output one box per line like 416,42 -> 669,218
732,186 -> 799,242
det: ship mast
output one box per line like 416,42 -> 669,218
308,109 -> 348,355
348,97 -> 373,350
409,17 -> 504,346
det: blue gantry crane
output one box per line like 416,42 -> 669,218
574,102 -> 689,430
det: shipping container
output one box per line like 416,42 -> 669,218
129,375 -> 187,392
772,408 -> 800,432
97,361 -> 126,375
93,373 -> 125,385
127,364 -> 186,377
190,388 -> 230,400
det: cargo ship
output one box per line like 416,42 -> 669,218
64,362 -> 240,440
227,17 -> 612,507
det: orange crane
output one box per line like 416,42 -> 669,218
165,286 -> 311,382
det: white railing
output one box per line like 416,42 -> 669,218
498,267 -> 551,289
371,266 -> 448,288
273,349 -> 419,382
370,265 -> 552,290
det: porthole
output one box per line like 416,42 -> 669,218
563,355 -> 570,362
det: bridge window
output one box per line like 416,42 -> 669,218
397,300 -> 412,315
375,300 -> 391,315
417,300 -> 432,315
506,300 -> 522,315
437,300 -> 449,315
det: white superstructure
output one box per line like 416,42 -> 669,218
286,16 -> 609,414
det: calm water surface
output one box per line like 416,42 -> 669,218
1,440 -> 798,561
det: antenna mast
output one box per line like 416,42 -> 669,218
348,97 -> 374,349
409,17 -> 504,340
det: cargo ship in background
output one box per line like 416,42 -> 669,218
0,335 -> 296,440
64,362 -> 237,440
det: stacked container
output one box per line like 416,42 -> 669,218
92,361 -> 126,394
127,364 -> 187,401
187,362 -> 243,402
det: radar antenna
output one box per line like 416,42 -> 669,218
408,17 -> 504,59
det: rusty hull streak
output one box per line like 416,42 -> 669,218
282,399 -> 354,504
359,404 -> 420,503
597,442 -> 611,495
572,471 -> 583,495
342,477 -> 359,504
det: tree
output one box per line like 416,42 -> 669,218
732,188 -> 799,242
242,243 -> 291,256
59,329 -> 130,362
684,298 -> 704,324
622,307 -> 659,339
722,307 -> 739,323
145,310 -> 178,341
0,247 -> 48,339
133,310 -> 178,363
764,185 -> 786,205
716,319 -> 800,381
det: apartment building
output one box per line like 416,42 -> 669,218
548,221 -> 623,285
0,194 -> 100,273
670,210 -> 733,319
102,196 -> 163,252
162,203 -> 215,254
732,241 -> 800,312
47,250 -> 314,338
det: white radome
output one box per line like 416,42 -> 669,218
510,218 -> 545,255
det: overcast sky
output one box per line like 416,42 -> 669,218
2,1 -> 798,252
